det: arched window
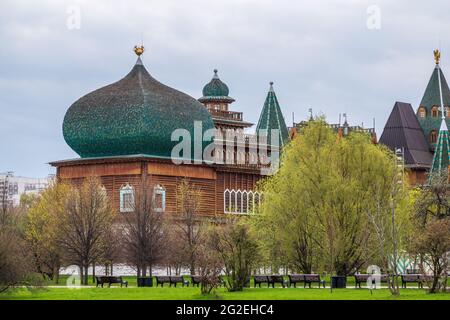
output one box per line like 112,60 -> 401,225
254,192 -> 261,211
120,183 -> 134,213
242,191 -> 248,213
418,107 -> 426,118
153,184 -> 166,213
224,189 -> 263,214
248,191 -> 254,213
431,106 -> 439,118
224,189 -> 231,213
430,130 -> 438,144
230,190 -> 236,213
236,190 -> 242,213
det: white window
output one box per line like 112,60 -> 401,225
236,190 -> 242,213
224,189 -> 262,214
153,184 -> 166,213
224,189 -> 231,213
242,191 -> 248,213
248,191 -> 254,213
230,190 -> 236,212
120,183 -> 134,212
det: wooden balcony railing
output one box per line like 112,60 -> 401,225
209,109 -> 243,121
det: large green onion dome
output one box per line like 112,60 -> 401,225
198,69 -> 235,103
63,47 -> 214,160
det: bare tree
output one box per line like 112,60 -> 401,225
101,227 -> 122,276
210,218 -> 259,292
174,179 -> 204,275
411,171 -> 450,293
122,184 -> 167,277
196,241 -> 223,295
165,228 -> 187,275
56,177 -> 115,285
410,218 -> 450,293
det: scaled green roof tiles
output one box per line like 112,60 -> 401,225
418,63 -> 450,150
198,69 -> 235,103
256,82 -> 289,147
430,119 -> 450,174
63,57 -> 214,160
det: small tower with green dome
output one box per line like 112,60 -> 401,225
199,69 -> 235,109
199,69 -> 253,130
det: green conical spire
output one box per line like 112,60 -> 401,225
430,120 -> 450,174
256,82 -> 289,147
418,51 -> 450,150
429,54 -> 450,179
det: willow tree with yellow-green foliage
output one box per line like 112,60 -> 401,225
254,120 -> 414,286
25,181 -> 71,283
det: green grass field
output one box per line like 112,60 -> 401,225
2,286 -> 450,300
1,275 -> 449,300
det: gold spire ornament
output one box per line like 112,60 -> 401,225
434,49 -> 441,65
134,45 -> 145,56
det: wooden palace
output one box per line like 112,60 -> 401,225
50,46 -> 289,217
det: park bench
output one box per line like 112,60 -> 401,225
355,274 -> 389,288
95,276 -> 128,288
155,276 -> 171,287
354,274 -> 370,288
304,274 -> 326,288
253,275 -> 269,288
419,274 -> 433,284
401,274 -> 423,288
288,274 -> 305,288
190,275 -> 202,287
169,276 -> 186,287
406,269 -> 420,274
268,275 -> 287,288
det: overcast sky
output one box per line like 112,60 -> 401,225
1,0 -> 450,177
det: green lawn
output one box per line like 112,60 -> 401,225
2,287 -> 450,300
2,275 -> 449,300
38,275 -> 446,288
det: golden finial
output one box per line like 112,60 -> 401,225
134,45 -> 145,56
434,49 -> 441,65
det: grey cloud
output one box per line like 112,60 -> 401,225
0,0 -> 448,176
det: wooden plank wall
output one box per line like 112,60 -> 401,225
58,161 -> 263,216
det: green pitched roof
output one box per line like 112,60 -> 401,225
420,65 -> 450,109
256,82 -> 289,147
63,57 -> 215,160
198,69 -> 235,103
418,64 -> 450,150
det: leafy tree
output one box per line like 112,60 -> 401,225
0,207 -> 32,292
25,182 -> 70,283
256,120 -> 413,281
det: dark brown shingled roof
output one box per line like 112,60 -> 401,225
379,101 -> 433,168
